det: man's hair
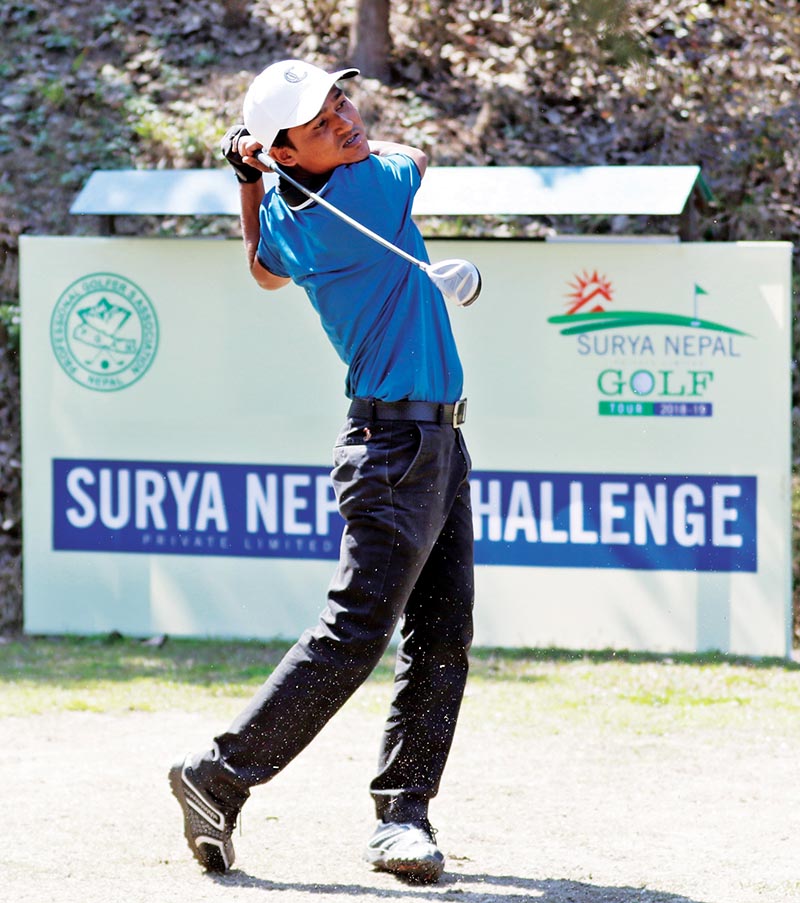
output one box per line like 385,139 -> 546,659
272,129 -> 295,150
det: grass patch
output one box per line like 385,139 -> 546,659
0,633 -> 294,685
1,635 -> 799,732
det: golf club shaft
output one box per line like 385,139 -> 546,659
255,151 -> 428,272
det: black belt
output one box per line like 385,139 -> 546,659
348,397 -> 467,428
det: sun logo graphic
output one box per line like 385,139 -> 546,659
565,270 -> 614,314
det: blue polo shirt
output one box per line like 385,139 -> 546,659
256,153 -> 463,403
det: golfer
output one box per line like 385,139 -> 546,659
169,58 -> 474,884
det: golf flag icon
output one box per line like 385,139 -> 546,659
692,283 -> 708,324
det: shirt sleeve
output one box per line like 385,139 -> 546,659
379,152 -> 422,197
256,196 -> 291,278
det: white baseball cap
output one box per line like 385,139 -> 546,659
243,59 -> 359,150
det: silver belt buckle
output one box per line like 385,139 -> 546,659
452,398 -> 467,428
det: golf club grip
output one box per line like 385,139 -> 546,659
254,150 -> 279,174
254,151 -> 426,272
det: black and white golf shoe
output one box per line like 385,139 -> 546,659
364,820 -> 445,883
168,755 -> 239,872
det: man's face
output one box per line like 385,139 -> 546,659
280,86 -> 369,174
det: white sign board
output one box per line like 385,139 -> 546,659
19,237 -> 792,656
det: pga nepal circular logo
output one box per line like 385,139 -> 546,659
50,272 -> 159,392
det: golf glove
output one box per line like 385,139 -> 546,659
221,124 -> 263,183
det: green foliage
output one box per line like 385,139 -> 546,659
42,29 -> 78,52
37,77 -> 67,108
0,306 -> 20,354
125,97 -> 224,167
566,0 -> 650,65
89,5 -> 136,30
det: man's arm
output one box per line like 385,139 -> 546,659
369,141 -> 428,179
239,180 -> 290,291
221,125 -> 290,291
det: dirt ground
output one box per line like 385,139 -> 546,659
3,682 -> 799,903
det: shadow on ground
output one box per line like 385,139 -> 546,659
212,869 -> 709,902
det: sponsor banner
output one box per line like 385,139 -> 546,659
53,458 -> 757,573
21,237 -> 792,654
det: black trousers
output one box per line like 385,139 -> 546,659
200,413 -> 475,817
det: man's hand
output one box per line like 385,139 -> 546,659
221,125 -> 265,183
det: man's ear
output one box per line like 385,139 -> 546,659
271,146 -> 296,168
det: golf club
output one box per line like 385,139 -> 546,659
255,151 -> 481,307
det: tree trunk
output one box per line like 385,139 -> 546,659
221,0 -> 250,28
349,0 -> 391,82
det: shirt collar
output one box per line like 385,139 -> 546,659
277,169 -> 333,210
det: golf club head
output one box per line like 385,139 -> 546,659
427,259 -> 482,307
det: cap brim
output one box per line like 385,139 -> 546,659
288,68 -> 359,131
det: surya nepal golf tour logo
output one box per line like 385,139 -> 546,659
548,270 -> 751,418
50,273 -> 158,392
